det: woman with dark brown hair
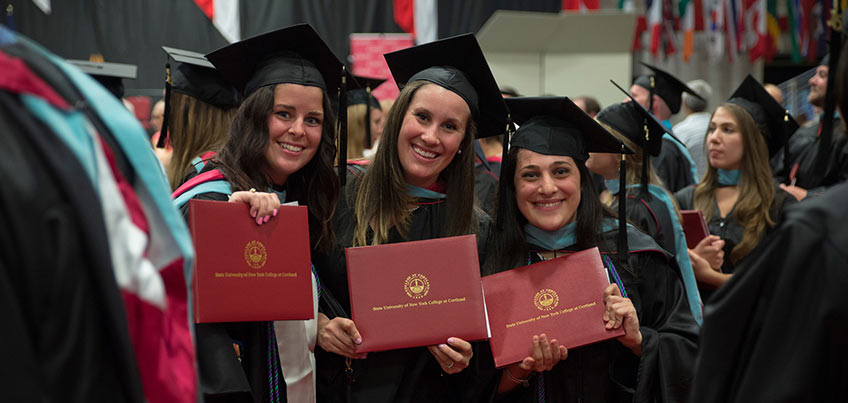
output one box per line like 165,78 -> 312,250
313,34 -> 509,402
675,75 -> 798,300
172,24 -> 346,402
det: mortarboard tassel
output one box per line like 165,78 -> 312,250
337,67 -> 348,186
618,145 -> 629,261
364,85 -> 373,150
782,110 -> 791,185
496,117 -> 513,230
640,120 -> 651,198
156,63 -> 172,149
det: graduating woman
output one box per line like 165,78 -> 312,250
675,75 -> 798,300
313,34 -> 509,402
172,24 -> 346,402
483,97 -> 699,402
346,75 -> 386,159
155,46 -> 241,190
589,97 -> 704,324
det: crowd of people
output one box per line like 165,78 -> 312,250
3,16 -> 848,403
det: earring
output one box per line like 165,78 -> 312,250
457,149 -> 462,155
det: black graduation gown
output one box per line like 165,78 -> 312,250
0,92 -> 144,401
179,166 -> 286,403
789,120 -> 848,195
689,181 -> 848,403
674,185 -> 794,300
652,138 -> 695,193
313,169 -> 492,403
474,161 -> 499,217
611,191 -> 675,255
770,123 -> 817,181
482,227 -> 699,403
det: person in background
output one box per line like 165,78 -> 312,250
573,95 -> 601,118
776,54 -> 848,200
675,76 -> 797,301
673,79 -> 713,180
763,83 -> 784,106
630,62 -> 703,192
150,98 -> 165,133
347,75 -> 386,160
157,46 -> 240,190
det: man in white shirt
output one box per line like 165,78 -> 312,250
672,79 -> 713,181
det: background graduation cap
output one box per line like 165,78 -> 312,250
68,60 -> 136,99
384,33 -> 510,141
633,62 -> 703,115
727,74 -> 799,171
156,46 -> 241,149
347,74 -> 386,149
502,96 -> 633,257
206,23 -> 361,185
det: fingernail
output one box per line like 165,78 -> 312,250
355,337 -> 362,344
252,210 -> 257,218
272,208 -> 278,217
256,217 -> 263,225
447,337 -> 454,344
264,216 -> 270,223
439,344 -> 447,348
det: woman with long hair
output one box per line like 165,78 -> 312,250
675,75 -> 798,300
172,24 -> 345,402
313,34 -> 509,402
484,96 -> 699,402
156,46 -> 240,190
345,75 -> 385,160
589,99 -> 705,324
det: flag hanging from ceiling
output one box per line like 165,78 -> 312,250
393,0 -> 438,45
192,0 -> 240,44
563,0 -> 600,11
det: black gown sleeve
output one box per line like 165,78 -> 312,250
690,182 -> 848,403
652,140 -> 695,193
626,250 -> 700,403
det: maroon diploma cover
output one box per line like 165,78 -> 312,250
681,209 -> 710,249
345,235 -> 488,353
188,199 -> 313,323
482,247 -> 624,368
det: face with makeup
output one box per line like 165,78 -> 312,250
514,149 -> 582,231
264,83 -> 325,185
706,106 -> 744,170
397,83 -> 470,187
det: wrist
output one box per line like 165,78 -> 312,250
504,367 -> 531,387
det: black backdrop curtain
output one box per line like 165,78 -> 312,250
8,0 -> 557,93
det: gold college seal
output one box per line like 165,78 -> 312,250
534,288 -> 559,311
244,240 -> 267,269
404,273 -> 430,299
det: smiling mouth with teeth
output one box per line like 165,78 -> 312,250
534,201 -> 563,208
412,145 -> 438,159
280,143 -> 304,152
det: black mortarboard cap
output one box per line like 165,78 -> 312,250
206,24 -> 350,97
162,46 -> 240,109
346,75 -> 385,109
384,33 -> 509,139
727,74 -> 799,158
633,62 -> 703,114
506,97 -> 633,161
599,80 -> 672,157
501,96 -> 632,258
68,60 -> 136,99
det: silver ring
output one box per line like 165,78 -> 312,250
446,361 -> 454,369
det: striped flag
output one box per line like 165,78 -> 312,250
393,0 -> 438,45
192,0 -> 240,43
766,0 -> 780,60
648,0 -> 663,56
563,0 -> 600,11
787,0 -> 802,62
680,0 -> 698,61
747,0 -> 769,61
707,0 -> 726,59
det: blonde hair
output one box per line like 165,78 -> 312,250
167,92 -> 236,189
694,103 -> 776,263
346,103 -> 369,160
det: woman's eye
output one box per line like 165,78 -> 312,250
554,168 -> 568,176
276,111 -> 290,119
415,112 -> 428,122
443,122 -> 457,131
306,117 -> 321,126
521,172 -> 538,179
